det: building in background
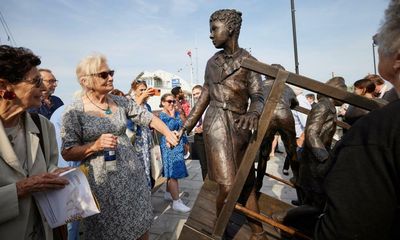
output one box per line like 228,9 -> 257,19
137,70 -> 193,111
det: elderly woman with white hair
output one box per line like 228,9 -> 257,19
313,1 -> 400,239
61,54 -> 178,240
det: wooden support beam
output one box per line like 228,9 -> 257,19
212,69 -> 290,239
242,58 -> 387,111
234,204 -> 312,240
264,172 -> 295,188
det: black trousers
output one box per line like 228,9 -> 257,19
192,133 -> 208,180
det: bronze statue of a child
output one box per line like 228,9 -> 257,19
180,9 -> 266,239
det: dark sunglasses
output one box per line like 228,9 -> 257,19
90,70 -> 114,79
165,100 -> 176,104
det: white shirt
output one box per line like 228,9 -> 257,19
292,94 -> 312,138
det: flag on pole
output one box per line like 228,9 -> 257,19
187,50 -> 192,58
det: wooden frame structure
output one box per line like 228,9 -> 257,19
179,59 -> 386,240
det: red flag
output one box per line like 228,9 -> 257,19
187,50 -> 192,58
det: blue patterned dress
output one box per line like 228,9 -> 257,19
159,111 -> 188,179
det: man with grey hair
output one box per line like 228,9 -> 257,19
29,68 -> 63,119
312,1 -> 400,239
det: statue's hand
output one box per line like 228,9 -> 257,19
235,112 -> 259,131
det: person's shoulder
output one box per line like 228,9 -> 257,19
50,105 -> 66,122
241,48 -> 257,61
159,111 -> 168,119
29,111 -> 54,129
207,50 -> 224,64
312,98 -> 331,112
63,98 -> 84,114
51,95 -> 63,103
110,94 -> 129,105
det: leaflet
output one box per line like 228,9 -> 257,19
33,168 -> 100,228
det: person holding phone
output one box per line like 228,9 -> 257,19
127,80 -> 155,188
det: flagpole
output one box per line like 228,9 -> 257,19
189,53 -> 194,106
187,50 -> 194,106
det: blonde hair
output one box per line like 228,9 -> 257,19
76,53 -> 107,91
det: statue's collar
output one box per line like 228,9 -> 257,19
213,48 -> 249,80
214,48 -> 245,64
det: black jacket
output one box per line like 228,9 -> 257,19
315,100 -> 400,240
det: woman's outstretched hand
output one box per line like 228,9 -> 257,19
164,130 -> 179,148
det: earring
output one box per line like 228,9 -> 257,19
2,90 -> 16,100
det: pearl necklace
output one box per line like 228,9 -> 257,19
86,93 -> 112,115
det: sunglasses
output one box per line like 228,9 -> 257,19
165,100 -> 176,104
90,70 -> 115,79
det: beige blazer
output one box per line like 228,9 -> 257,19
0,113 -> 58,239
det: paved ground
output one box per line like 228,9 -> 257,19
149,143 -> 296,240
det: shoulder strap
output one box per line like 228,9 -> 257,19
30,113 -> 46,159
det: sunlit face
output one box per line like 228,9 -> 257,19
134,83 -> 147,97
210,20 -> 230,49
91,62 -> 114,94
40,71 -> 57,95
11,67 -> 45,109
162,96 -> 176,111
192,88 -> 202,102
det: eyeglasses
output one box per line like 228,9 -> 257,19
43,79 -> 58,84
26,76 -> 43,88
89,70 -> 114,79
165,100 -> 176,104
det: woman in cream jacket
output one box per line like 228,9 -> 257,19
0,45 -> 68,239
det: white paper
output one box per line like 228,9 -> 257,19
33,168 -> 100,228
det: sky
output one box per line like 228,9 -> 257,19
1,0 -> 390,103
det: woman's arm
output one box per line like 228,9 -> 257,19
149,116 -> 178,147
62,133 -> 117,161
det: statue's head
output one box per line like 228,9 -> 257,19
209,9 -> 242,48
326,76 -> 347,91
320,76 -> 347,105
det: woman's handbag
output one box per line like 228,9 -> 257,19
150,132 -> 163,180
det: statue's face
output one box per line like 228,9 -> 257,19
210,20 -> 230,49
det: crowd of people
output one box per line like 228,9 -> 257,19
1,1 -> 400,240
0,47 -> 199,240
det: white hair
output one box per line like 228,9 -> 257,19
377,0 -> 400,56
75,53 -> 107,92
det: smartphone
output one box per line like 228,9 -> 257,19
149,88 -> 161,96
154,88 -> 161,96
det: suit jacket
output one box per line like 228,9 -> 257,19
0,112 -> 58,239
315,99 -> 400,240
